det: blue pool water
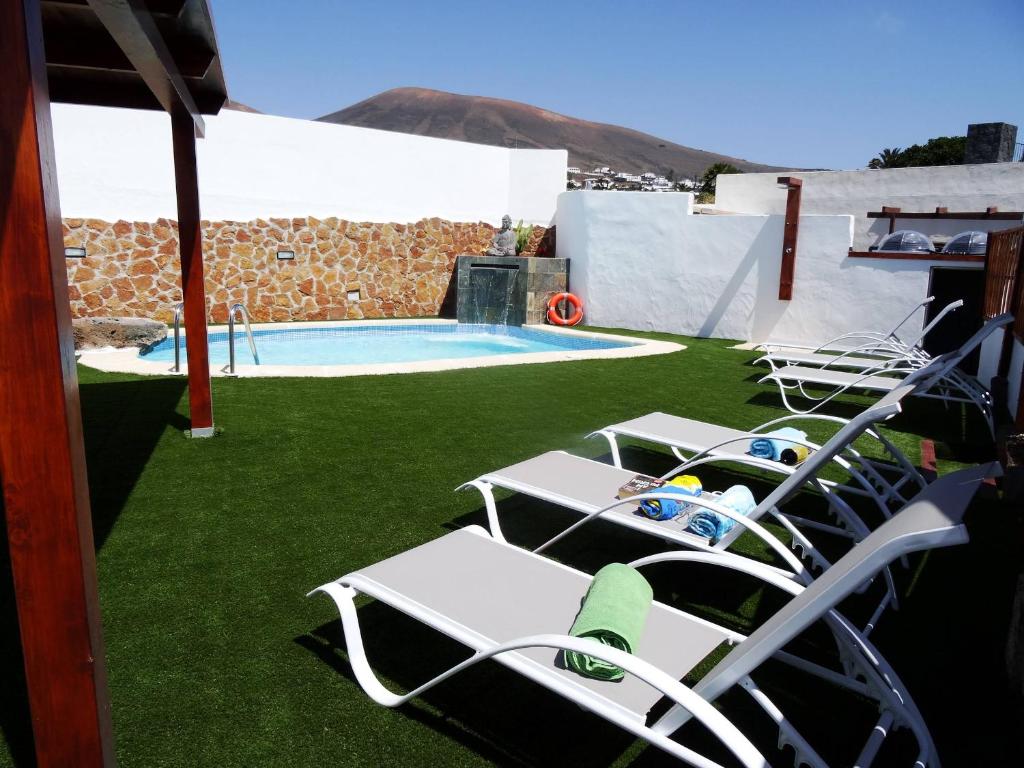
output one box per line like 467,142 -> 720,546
141,323 -> 634,366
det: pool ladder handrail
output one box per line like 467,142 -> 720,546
172,302 -> 184,372
228,303 -> 261,373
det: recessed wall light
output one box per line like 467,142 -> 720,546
277,250 -> 295,260
65,247 -> 87,258
347,289 -> 360,301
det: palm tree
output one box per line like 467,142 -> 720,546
868,148 -> 904,169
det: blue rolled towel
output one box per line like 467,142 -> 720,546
749,427 -> 808,462
686,485 -> 757,541
637,476 -> 701,521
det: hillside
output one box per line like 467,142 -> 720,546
317,87 -> 782,178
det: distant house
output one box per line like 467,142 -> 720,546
567,166 -> 581,174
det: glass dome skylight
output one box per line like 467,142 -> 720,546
877,230 -> 933,253
941,230 -> 988,255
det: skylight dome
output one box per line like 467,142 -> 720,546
942,230 -> 988,255
877,230 -> 933,253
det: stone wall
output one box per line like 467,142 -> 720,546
63,217 -> 554,324
965,122 -> 1018,164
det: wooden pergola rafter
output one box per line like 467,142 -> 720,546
0,1 -> 226,764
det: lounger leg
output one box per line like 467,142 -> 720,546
311,582 -> 771,768
824,613 -> 938,767
739,676 -> 828,768
454,480 -> 506,543
307,582 -> 409,707
869,430 -> 927,493
766,512 -> 833,575
853,711 -> 896,768
862,587 -> 894,638
588,429 -> 623,468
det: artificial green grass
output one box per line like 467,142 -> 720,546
0,330 -> 1020,766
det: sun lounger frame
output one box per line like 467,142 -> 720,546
310,463 -> 997,767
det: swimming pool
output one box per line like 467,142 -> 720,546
77,320 -> 684,377
141,323 -> 632,366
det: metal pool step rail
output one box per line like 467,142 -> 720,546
228,303 -> 261,373
172,302 -> 184,372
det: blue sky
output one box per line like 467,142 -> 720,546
214,0 -> 1024,170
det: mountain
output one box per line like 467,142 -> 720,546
317,87 -> 782,178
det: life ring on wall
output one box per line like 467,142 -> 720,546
547,292 -> 583,326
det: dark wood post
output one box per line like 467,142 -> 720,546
171,109 -> 214,436
0,0 -> 115,764
777,176 -> 802,300
881,205 -> 901,233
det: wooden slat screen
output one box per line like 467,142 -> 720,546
983,226 -> 1024,320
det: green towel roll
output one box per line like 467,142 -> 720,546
565,563 -> 654,681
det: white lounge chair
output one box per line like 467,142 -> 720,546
755,301 -> 963,373
757,297 -> 961,365
759,314 -> 1013,433
588,387 -> 926,518
460,387 -> 920,632
309,463 -> 996,768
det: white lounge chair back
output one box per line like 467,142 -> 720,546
886,296 -> 934,343
753,384 -> 915,514
695,462 -> 997,705
912,312 -> 1013,389
902,299 -> 963,349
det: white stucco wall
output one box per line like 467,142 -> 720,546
50,104 -> 566,225
557,191 -> 983,345
716,164 -> 1024,250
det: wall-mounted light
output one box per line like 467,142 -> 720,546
65,246 -> 87,258
347,289 -> 360,301
277,250 -> 295,260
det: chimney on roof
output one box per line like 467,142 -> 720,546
964,122 -> 1018,163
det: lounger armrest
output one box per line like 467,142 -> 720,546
669,433 -> 824,468
751,413 -> 852,432
810,332 -> 913,355
465,633 -> 769,768
628,550 -> 805,594
309,581 -> 769,768
534,491 -> 808,577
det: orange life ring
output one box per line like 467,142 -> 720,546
547,292 -> 583,326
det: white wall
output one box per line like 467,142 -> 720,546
507,149 -> 571,226
557,190 -> 966,346
716,164 -> 1024,250
51,104 -> 566,225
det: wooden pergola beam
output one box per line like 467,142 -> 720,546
44,28 -> 216,79
86,0 -> 205,136
0,0 -> 114,764
867,208 -> 1023,221
48,0 -> 188,15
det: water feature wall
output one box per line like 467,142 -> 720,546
455,255 -> 568,325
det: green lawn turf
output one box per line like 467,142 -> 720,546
1,329 -> 1020,766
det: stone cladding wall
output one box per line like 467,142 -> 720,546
63,216 -> 554,324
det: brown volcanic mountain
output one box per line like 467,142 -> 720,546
318,87 -> 781,178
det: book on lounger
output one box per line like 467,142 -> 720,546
617,474 -> 665,500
